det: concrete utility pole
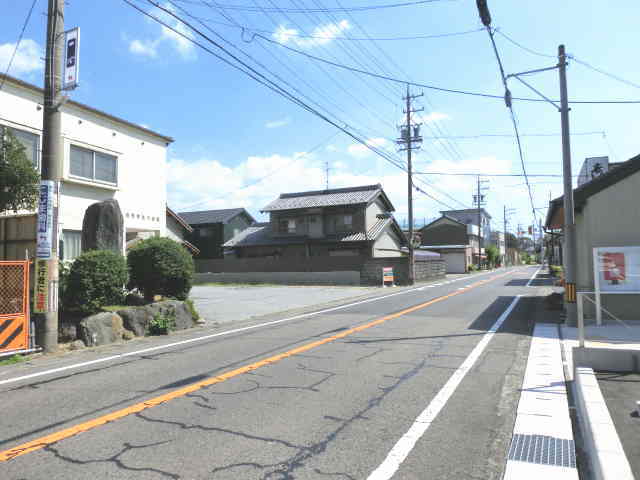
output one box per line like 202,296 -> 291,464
477,176 -> 481,269
503,205 -> 508,267
397,85 -> 423,285
38,0 -> 64,352
559,44 -> 577,325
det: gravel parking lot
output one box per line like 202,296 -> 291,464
190,284 -> 380,324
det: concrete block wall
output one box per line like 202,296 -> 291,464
360,258 -> 445,286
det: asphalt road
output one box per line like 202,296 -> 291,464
0,266 -> 550,479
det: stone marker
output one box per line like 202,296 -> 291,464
81,199 -> 124,253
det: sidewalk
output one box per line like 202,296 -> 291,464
503,323 -> 579,479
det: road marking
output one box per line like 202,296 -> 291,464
0,270 -> 516,462
0,268 -> 508,388
367,294 -> 523,480
526,265 -> 543,287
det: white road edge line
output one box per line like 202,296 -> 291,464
0,268 -> 507,387
367,293 -> 528,479
526,265 -> 543,287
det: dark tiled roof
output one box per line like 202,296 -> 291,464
440,208 -> 492,220
223,216 -> 406,248
178,208 -> 254,225
261,184 -> 393,212
545,153 -> 640,228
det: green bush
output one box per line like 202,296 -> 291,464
148,309 -> 176,335
127,237 -> 194,301
64,250 -> 128,315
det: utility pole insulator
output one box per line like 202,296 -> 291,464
504,88 -> 512,108
476,0 -> 492,27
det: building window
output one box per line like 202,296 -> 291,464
62,230 -> 82,261
331,214 -> 353,232
278,219 -> 296,233
1,126 -> 39,169
343,215 -> 352,229
70,145 -> 117,184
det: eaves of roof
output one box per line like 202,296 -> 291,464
1,74 -> 174,143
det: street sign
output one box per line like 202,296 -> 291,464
36,180 -> 54,259
382,267 -> 394,287
62,27 -> 80,90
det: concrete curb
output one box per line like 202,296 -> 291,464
574,366 -> 634,480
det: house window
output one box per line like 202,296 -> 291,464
62,230 -> 82,261
1,126 -> 39,169
278,219 -> 296,233
344,215 -> 352,229
331,214 -> 353,232
70,145 -> 117,184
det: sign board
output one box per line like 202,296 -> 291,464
36,180 -> 54,259
592,246 -> 640,325
62,27 -> 80,90
382,267 -> 394,286
34,259 -> 49,313
594,246 -> 640,292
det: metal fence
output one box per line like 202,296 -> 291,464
0,261 -> 30,355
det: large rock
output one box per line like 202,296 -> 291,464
81,199 -> 124,253
118,300 -> 197,336
78,312 -> 125,347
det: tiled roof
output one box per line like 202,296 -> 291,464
223,216 -> 406,248
261,184 -> 388,212
178,208 -> 253,225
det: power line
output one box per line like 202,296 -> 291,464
177,131 -> 339,210
171,0 -> 455,13
124,0 -> 408,174
413,171 -> 575,177
569,55 -> 640,91
0,0 -> 38,92
496,29 -> 640,91
248,32 -> 640,104
421,130 -> 604,139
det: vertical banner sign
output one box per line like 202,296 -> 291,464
62,27 -> 80,90
36,180 -> 54,259
34,259 -> 49,313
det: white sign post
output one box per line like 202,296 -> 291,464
62,27 -> 80,90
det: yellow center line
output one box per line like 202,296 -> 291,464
0,270 -> 517,462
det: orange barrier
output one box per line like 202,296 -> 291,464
0,261 -> 30,354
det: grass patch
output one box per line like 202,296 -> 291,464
0,354 -> 28,366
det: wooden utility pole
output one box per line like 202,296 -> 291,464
37,0 -> 64,352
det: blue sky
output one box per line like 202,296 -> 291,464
2,0 -> 639,236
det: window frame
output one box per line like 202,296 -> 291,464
1,125 -> 40,170
69,144 -> 118,186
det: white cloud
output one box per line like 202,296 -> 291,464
265,117 -> 290,129
127,3 -> 196,61
129,39 -> 158,58
273,20 -> 350,49
418,112 -> 450,124
325,144 -> 338,152
0,39 -> 43,76
347,138 -> 390,158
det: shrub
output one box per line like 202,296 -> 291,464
64,250 -> 128,315
127,237 -> 194,301
148,308 -> 176,335
184,298 -> 200,321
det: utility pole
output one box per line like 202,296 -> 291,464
37,0 -> 64,352
477,176 -> 481,269
397,85 -> 423,285
559,44 -> 577,325
503,205 -> 508,267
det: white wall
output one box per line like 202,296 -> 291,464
373,227 -> 403,257
365,199 -> 385,229
0,79 -> 169,244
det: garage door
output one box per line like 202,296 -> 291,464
442,252 -> 466,274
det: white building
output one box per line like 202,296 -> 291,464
0,74 -> 174,261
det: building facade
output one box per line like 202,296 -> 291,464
0,74 -> 172,261
178,208 -> 255,259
